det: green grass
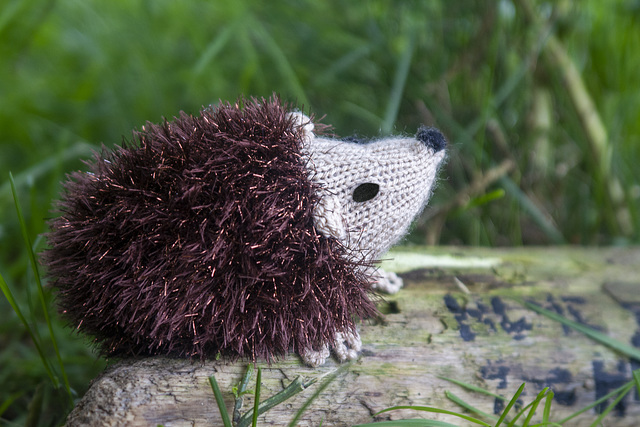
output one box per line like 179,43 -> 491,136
1,176 -> 105,425
207,361 -> 639,426
208,363 -> 345,427
1,0 -> 639,424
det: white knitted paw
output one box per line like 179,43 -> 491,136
300,345 -> 331,368
299,330 -> 362,367
371,269 -> 404,294
331,330 -> 362,362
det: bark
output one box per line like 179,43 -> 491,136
66,246 -> 640,426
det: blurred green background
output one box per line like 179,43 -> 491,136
1,0 -> 639,424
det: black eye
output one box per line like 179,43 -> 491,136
352,183 -> 380,202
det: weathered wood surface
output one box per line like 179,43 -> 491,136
66,246 -> 640,426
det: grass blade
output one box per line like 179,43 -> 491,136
209,375 -> 233,427
0,391 -> 25,418
521,300 -> 640,361
440,376 -> 506,401
499,177 -> 565,244
252,367 -> 261,427
521,387 -> 549,427
0,142 -> 94,203
375,405 -> 492,427
445,391 -> 496,422
506,398 -> 531,426
193,22 -> 237,75
633,368 -> 640,396
494,382 -> 525,426
233,364 -> 254,424
557,380 -> 633,424
509,390 -> 559,427
542,390 -> 554,425
0,264 -> 58,389
238,372 -> 317,427
9,173 -> 72,404
355,420 -> 460,427
381,22 -> 416,134
316,44 -> 374,86
588,382 -> 634,427
249,16 -> 309,107
287,363 -> 348,427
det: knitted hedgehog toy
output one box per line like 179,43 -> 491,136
44,97 -> 446,366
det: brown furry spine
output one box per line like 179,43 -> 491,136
44,97 -> 378,360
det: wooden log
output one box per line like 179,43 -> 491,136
65,247 -> 640,426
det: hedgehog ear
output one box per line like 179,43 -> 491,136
289,111 -> 315,145
313,194 -> 347,243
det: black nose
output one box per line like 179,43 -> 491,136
416,126 -> 446,152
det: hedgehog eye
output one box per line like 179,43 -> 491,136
352,183 -> 380,202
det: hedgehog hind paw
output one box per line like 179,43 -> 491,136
300,345 -> 331,367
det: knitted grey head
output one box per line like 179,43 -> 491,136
293,113 -> 446,366
294,112 -> 446,262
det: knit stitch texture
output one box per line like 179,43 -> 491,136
295,112 -> 446,261
293,112 -> 447,364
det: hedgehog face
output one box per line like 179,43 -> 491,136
296,114 -> 447,261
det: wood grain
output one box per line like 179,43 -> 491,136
66,247 -> 640,426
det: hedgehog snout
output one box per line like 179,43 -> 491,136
416,126 -> 446,152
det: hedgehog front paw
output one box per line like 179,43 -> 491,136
331,330 -> 362,362
372,269 -> 404,294
299,330 -> 362,367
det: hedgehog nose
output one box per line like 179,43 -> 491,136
416,126 -> 446,152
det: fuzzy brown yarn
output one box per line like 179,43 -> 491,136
44,97 -> 378,360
